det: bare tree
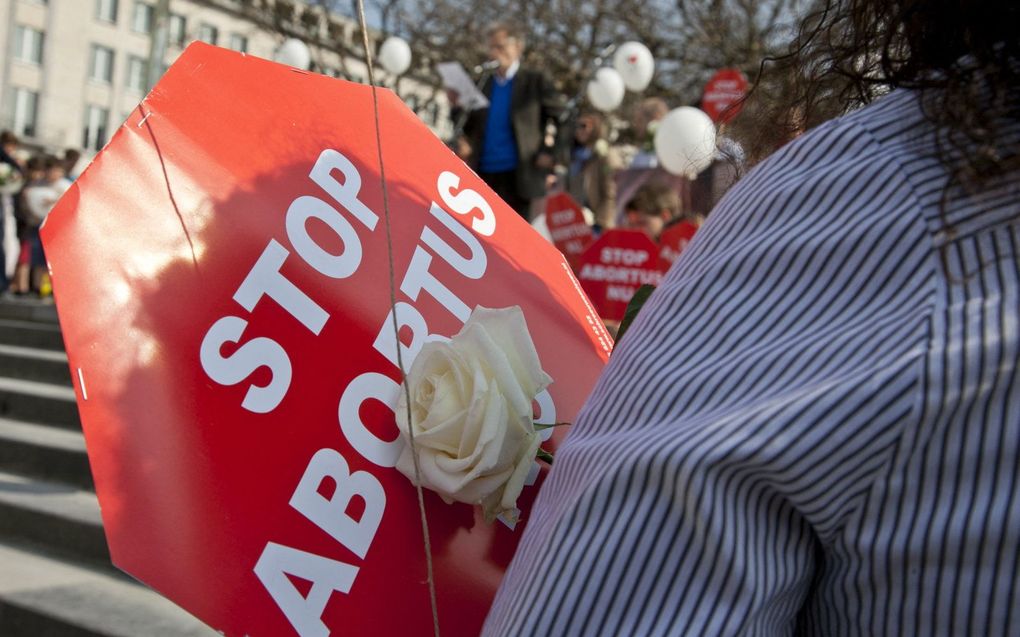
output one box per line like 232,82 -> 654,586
668,0 -> 806,101
362,0 -> 807,136
197,0 -> 810,143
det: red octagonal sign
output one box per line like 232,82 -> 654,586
576,230 -> 668,322
701,68 -> 749,123
41,43 -> 611,636
544,192 -> 594,269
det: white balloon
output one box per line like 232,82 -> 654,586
274,38 -> 311,70
613,41 -> 654,92
654,107 -> 717,178
586,67 -> 626,113
378,36 -> 412,75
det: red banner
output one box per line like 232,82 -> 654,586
41,43 -> 610,637
576,230 -> 668,322
544,192 -> 593,269
658,221 -> 699,265
701,68 -> 749,123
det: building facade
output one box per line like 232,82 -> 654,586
0,0 -> 450,159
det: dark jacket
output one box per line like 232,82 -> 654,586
462,67 -> 569,200
0,147 -> 22,175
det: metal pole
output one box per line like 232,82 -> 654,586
146,0 -> 171,91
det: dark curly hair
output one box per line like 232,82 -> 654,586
740,0 -> 1019,189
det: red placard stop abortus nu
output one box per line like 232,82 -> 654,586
41,42 -> 611,637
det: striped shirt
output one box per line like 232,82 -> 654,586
484,89 -> 1020,635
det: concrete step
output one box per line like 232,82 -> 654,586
0,376 -> 80,430
0,297 -> 59,324
0,471 -> 109,571
0,541 -> 215,636
0,343 -> 72,386
0,318 -> 65,352
0,418 -> 93,490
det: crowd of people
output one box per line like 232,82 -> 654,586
447,22 -> 732,248
0,131 -> 78,300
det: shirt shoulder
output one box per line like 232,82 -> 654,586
693,102 -> 928,270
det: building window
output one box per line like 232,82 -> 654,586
228,34 -> 247,53
89,44 -> 115,83
168,14 -> 187,46
8,87 -> 39,138
13,26 -> 44,65
83,105 -> 110,151
132,2 -> 153,33
126,55 -> 146,91
96,0 -> 119,23
197,23 -> 218,45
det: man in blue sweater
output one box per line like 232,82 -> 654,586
455,22 -> 568,219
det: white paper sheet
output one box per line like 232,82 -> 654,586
437,62 -> 489,111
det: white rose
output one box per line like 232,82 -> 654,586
395,306 -> 553,523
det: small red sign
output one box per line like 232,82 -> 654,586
544,192 -> 593,269
576,230 -> 668,322
658,221 -> 698,265
702,68 -> 749,123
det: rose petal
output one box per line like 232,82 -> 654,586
469,307 -> 553,397
413,407 -> 469,456
456,321 -> 533,419
481,432 -> 540,522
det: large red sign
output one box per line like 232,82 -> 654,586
544,192 -> 593,268
701,68 -> 749,123
41,43 -> 611,637
576,230 -> 668,322
658,221 -> 699,265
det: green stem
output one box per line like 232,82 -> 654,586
534,421 -> 572,431
536,448 -> 554,464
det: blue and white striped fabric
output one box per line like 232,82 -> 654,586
484,89 -> 1020,635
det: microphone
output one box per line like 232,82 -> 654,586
473,60 -> 500,74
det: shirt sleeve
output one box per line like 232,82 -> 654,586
484,118 -> 936,635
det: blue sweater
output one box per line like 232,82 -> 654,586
479,79 -> 518,173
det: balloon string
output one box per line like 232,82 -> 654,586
354,4 -> 441,637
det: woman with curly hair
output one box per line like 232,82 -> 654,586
485,1 -> 1019,634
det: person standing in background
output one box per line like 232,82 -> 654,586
0,132 -> 22,174
565,112 -> 620,231
614,98 -> 691,227
21,156 -> 70,298
621,180 -> 696,241
627,97 -> 669,169
453,22 -> 568,220
62,149 -> 82,181
0,131 -> 25,293
8,156 -> 43,296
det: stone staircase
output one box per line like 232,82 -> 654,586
0,298 -> 214,636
